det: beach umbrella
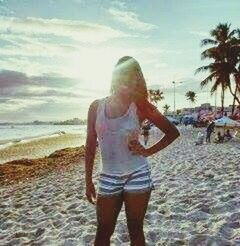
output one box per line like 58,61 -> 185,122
214,116 -> 240,128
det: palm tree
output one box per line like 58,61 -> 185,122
186,91 -> 197,113
163,104 -> 170,114
185,91 -> 197,104
195,23 -> 240,115
176,109 -> 181,115
148,89 -> 164,106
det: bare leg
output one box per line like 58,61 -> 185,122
123,190 -> 152,246
94,193 -> 124,246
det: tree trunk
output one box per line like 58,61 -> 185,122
228,83 -> 240,105
221,85 -> 224,116
231,84 -> 237,115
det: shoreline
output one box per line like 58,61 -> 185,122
0,131 -> 66,150
0,133 -> 85,165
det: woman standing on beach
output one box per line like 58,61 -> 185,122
85,56 -> 180,246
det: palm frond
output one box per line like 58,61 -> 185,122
195,65 -> 212,75
236,28 -> 240,38
201,47 -> 220,60
228,29 -> 238,38
210,23 -> 231,43
200,39 -> 217,47
210,83 -> 218,95
200,72 -> 216,88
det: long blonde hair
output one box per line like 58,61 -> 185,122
110,56 -> 156,117
110,56 -> 148,102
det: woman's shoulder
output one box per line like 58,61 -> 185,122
89,97 -> 107,108
88,99 -> 99,111
88,97 -> 108,115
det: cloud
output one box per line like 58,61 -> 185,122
0,97 -> 47,114
0,97 -> 90,122
0,31 -> 179,84
30,74 -> 79,88
108,8 -> 158,31
0,41 -> 170,79
0,69 -> 104,99
0,16 -> 130,43
0,69 -> 104,121
0,70 -> 29,88
0,33 -> 173,59
0,70 -> 78,89
0,56 -> 61,77
0,33 -> 80,57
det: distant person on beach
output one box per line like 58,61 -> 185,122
224,129 -> 233,141
85,56 -> 180,246
206,121 -> 215,143
214,131 -> 224,143
142,120 -> 151,146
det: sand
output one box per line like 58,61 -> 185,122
0,126 -> 240,245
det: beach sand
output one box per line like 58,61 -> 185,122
0,126 -> 240,245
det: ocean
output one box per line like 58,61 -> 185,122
0,124 -> 87,149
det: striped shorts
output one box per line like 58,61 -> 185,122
97,166 -> 155,196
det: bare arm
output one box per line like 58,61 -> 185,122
85,100 -> 99,185
146,107 -> 180,155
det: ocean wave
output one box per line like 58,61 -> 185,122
0,131 -> 67,150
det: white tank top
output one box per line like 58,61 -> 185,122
95,97 -> 149,175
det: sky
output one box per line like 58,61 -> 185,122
0,0 -> 240,122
